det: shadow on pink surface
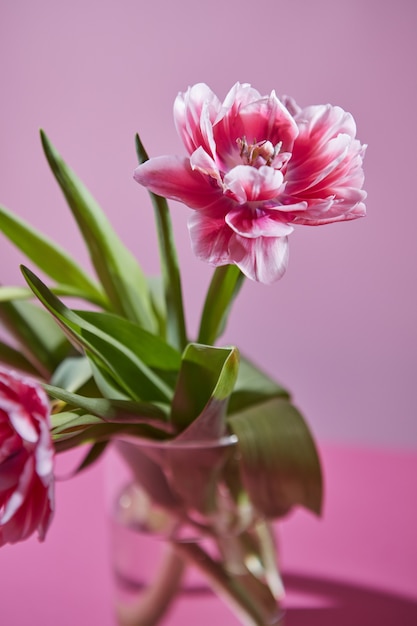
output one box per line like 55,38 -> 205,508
283,573 -> 417,626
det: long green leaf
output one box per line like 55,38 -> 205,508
147,276 -> 167,338
88,360 -> 130,400
51,411 -> 103,435
0,287 -> 35,302
135,133 -> 187,350
0,299 -> 70,377
50,356 -> 93,392
227,398 -> 323,518
21,266 -> 172,402
198,265 -> 245,345
76,310 -> 180,392
83,329 -> 172,402
0,284 -> 107,306
0,204 -> 107,307
76,310 -> 181,373
40,130 -> 156,330
52,421 -> 167,452
45,384 -> 172,431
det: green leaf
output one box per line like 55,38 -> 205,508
88,360 -> 130,400
0,299 -> 70,377
228,356 -> 290,415
227,397 -> 323,518
147,276 -> 167,338
0,284 -> 107,306
52,420 -> 166,452
76,310 -> 181,373
21,266 -> 172,402
0,204 -> 107,307
40,130 -> 156,330
51,410 -> 103,435
0,339 -> 42,375
83,329 -> 172,402
171,343 -> 240,437
135,133 -> 187,350
50,356 -> 93,391
198,265 -> 245,345
45,384 -> 173,432
0,287 -> 35,302
166,344 -> 240,514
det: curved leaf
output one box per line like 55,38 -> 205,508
228,356 -> 290,415
171,343 -> 240,436
227,397 -> 323,518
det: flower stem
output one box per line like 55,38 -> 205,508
198,265 -> 245,345
173,541 -> 283,626
135,134 -> 187,352
116,542 -> 186,626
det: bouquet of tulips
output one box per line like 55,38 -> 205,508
0,83 -> 365,625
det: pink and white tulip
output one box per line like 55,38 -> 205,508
0,366 -> 54,546
134,83 -> 366,284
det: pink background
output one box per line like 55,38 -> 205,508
1,0 -> 416,449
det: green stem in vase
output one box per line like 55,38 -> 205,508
253,520 -> 285,602
173,541 -> 283,626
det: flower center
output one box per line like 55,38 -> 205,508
237,137 -> 283,168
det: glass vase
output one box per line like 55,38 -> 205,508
106,435 -> 285,626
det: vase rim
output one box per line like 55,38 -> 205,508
116,433 -> 238,450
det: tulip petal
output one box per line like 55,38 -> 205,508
287,134 -> 351,192
226,206 -> 293,238
291,199 -> 366,225
224,165 -> 284,203
296,104 -> 357,145
188,208 -> 232,265
174,83 -> 221,156
190,146 -> 222,184
0,366 -> 54,546
134,156 -> 222,210
284,103 -> 366,223
213,87 -> 298,169
229,234 -> 289,284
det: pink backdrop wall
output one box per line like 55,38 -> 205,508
0,0 -> 416,448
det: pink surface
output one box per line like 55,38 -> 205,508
0,444 -> 416,625
0,0 -> 416,449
